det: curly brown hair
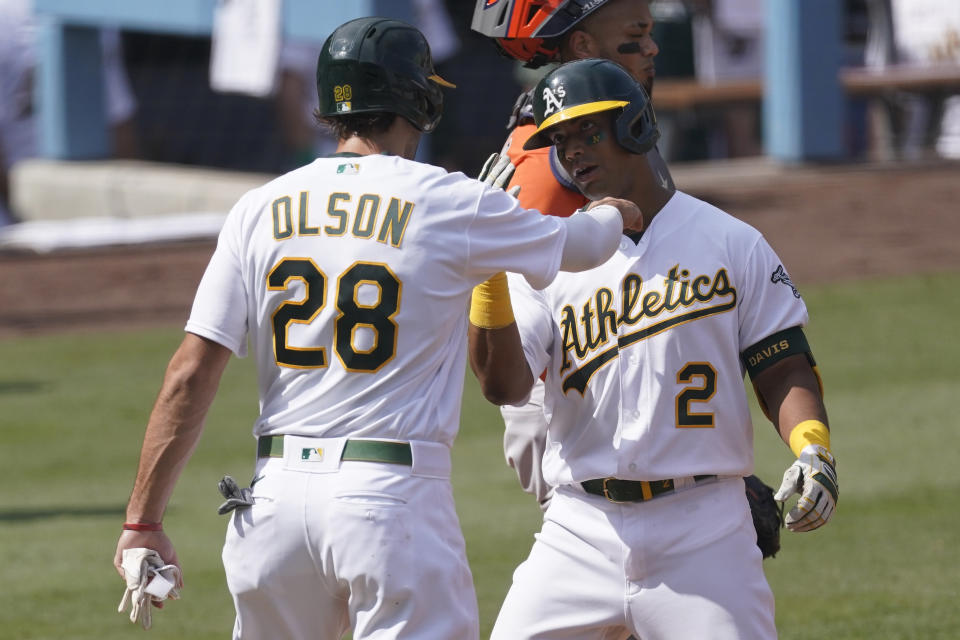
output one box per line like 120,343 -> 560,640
314,111 -> 398,141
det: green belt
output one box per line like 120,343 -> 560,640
581,474 -> 717,503
257,435 -> 413,466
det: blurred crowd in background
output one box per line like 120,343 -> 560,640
2,0 -> 960,227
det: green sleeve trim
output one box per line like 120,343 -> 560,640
742,326 -> 815,379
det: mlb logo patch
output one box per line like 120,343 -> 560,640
337,163 -> 360,175
336,101 -> 352,113
301,447 -> 324,461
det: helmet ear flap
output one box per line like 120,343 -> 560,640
417,84 -> 444,132
615,88 -> 659,155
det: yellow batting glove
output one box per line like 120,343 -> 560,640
774,420 -> 839,532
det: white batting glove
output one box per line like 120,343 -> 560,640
117,548 -> 181,629
774,444 -> 839,532
478,152 -> 521,198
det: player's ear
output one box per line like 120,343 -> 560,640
565,29 -> 597,60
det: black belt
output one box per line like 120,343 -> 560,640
581,475 -> 717,503
257,436 -> 412,466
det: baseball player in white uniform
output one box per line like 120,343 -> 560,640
469,59 -> 839,639
112,18 -> 642,640
471,0 -> 672,512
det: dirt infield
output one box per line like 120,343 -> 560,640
1,161 -> 958,338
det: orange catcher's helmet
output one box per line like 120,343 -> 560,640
471,0 -> 614,68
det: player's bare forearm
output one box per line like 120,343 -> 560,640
125,333 -> 232,523
753,353 -> 828,444
759,355 -> 838,533
468,323 -> 535,406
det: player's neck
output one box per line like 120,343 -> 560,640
624,154 -> 675,235
335,118 -> 422,160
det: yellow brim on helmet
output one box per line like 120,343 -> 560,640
524,99 -> 628,150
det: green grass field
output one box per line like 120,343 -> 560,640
1,272 -> 958,639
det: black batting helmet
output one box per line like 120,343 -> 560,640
523,58 -> 659,154
471,0 -> 616,68
316,17 -> 455,133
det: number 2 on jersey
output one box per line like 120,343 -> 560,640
267,258 -> 401,372
675,362 -> 717,428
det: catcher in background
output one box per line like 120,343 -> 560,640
471,0 -> 785,558
468,58 -> 838,638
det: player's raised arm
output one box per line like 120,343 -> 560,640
468,272 -> 533,406
469,179 -> 642,406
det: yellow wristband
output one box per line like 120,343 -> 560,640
469,272 -> 515,329
788,419 -> 831,458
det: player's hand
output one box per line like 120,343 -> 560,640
115,534 -> 182,629
115,529 -> 183,593
774,444 -> 838,532
478,152 -> 521,198
588,197 -> 643,233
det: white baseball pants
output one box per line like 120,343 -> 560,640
491,476 -> 776,639
221,437 -> 478,640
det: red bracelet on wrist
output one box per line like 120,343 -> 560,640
122,522 -> 163,531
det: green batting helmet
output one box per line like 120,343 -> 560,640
523,58 -> 659,154
316,17 -> 455,133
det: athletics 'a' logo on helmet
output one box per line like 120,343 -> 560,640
541,85 -> 566,116
316,17 -> 456,132
524,59 -> 660,155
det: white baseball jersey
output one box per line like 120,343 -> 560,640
186,153 -> 572,447
509,190 -> 808,485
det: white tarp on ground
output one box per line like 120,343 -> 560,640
0,213 -> 226,253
